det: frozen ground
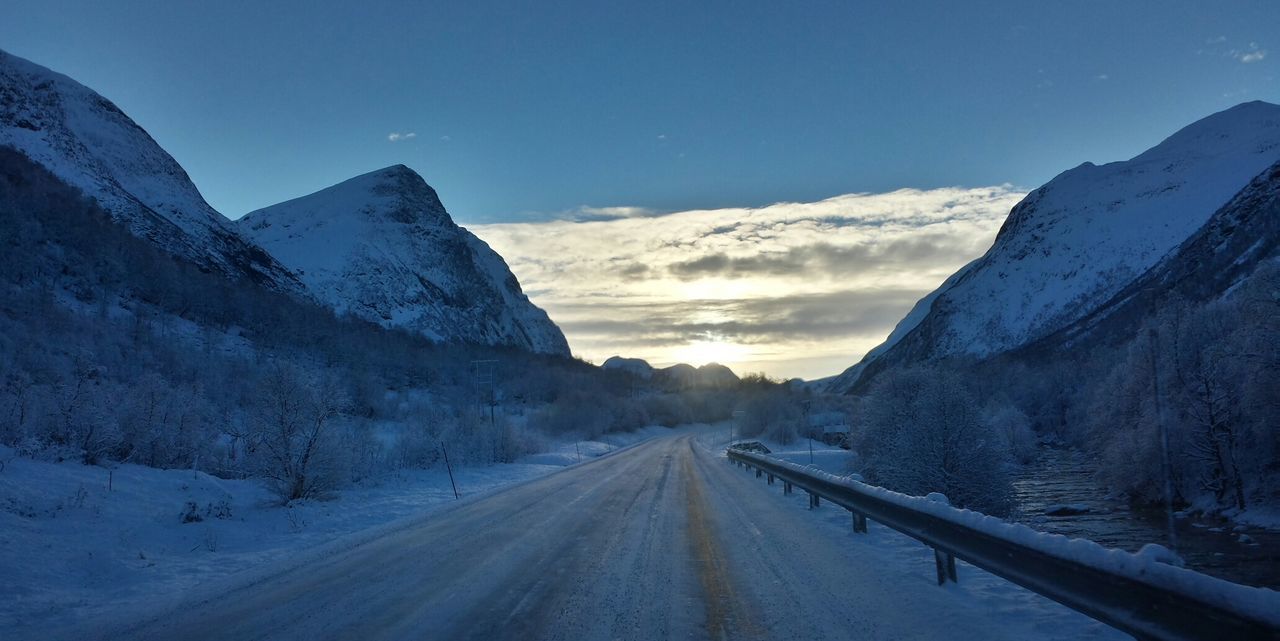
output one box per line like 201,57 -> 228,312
0,426 -> 670,637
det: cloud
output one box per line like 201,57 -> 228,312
472,186 -> 1025,379
550,205 -> 664,222
1232,43 -> 1267,63
387,132 -> 417,142
666,236 -> 983,280
1095,74 -> 1109,81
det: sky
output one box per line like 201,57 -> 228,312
2,1 -> 1277,378
474,187 -> 1023,378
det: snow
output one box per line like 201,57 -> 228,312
1225,504 -> 1280,530
831,101 -> 1280,391
0,49 -> 299,291
238,166 -> 569,355
0,430 -> 660,636
728,447 -> 1280,628
735,435 -> 854,476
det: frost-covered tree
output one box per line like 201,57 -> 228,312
856,367 -> 1015,515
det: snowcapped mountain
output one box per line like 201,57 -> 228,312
830,101 -> 1280,393
238,166 -> 570,356
0,49 -> 300,291
1042,158 -> 1280,351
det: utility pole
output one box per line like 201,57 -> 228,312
731,410 -> 744,448
802,399 -> 813,464
1147,328 -> 1178,551
471,359 -> 498,422
440,442 -> 459,500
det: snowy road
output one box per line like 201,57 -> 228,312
107,434 -> 1120,641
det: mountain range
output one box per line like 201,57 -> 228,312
602,356 -> 741,390
0,49 -> 568,357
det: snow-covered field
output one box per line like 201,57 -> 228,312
741,437 -> 855,476
0,427 -> 670,635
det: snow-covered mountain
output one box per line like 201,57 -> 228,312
238,166 -> 570,356
830,101 -> 1280,393
1040,158 -> 1280,352
0,49 -> 300,291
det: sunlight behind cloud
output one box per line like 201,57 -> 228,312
470,186 -> 1026,380
678,339 -> 752,369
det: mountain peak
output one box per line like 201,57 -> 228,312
238,170 -> 570,356
1136,100 -> 1280,163
246,163 -> 448,229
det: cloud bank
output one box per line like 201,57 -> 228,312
471,186 -> 1026,380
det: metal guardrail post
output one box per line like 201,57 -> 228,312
934,549 -> 958,585
851,511 -> 867,533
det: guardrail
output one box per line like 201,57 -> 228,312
726,448 -> 1280,641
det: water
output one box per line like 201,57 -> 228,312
1011,447 -> 1280,589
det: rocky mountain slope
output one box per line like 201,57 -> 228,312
830,101 -> 1280,393
239,166 -> 570,356
0,49 -> 300,291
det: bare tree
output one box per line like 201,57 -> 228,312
248,363 -> 350,502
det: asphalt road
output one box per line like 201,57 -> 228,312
106,434 -> 1090,641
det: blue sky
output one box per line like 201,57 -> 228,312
2,1 -> 1275,223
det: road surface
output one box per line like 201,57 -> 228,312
106,434 -> 1115,641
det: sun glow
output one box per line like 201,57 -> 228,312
677,339 -> 751,368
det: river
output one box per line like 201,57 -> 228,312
1011,447 -> 1280,589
